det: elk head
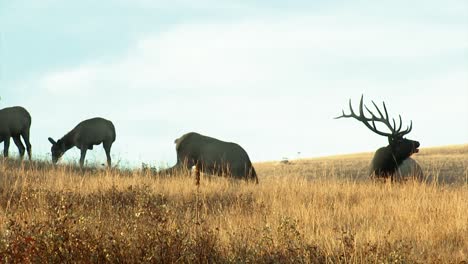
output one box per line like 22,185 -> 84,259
335,95 -> 420,167
48,137 -> 65,164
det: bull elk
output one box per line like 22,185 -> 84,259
335,95 -> 422,181
0,106 -> 32,160
48,117 -> 116,168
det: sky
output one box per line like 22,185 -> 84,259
1,0 -> 467,168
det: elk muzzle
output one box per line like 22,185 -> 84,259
412,141 -> 420,154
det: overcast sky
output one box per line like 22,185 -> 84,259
1,0 -> 467,167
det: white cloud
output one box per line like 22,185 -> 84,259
27,14 -> 468,164
40,16 -> 468,96
42,64 -> 102,95
116,0 -> 251,9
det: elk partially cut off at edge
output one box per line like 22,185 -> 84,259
0,106 -> 32,160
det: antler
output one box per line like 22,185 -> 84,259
335,95 -> 412,138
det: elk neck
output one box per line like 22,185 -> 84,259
59,130 -> 77,151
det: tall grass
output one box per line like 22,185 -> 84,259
0,145 -> 467,263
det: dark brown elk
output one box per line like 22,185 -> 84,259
48,117 -> 116,168
335,95 -> 422,181
160,132 -> 258,183
0,106 -> 32,160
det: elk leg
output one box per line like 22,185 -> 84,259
194,160 -> 201,186
103,141 -> 112,167
170,157 -> 195,175
12,136 -> 25,159
180,156 -> 196,170
21,129 -> 32,160
3,137 -> 10,158
79,147 -> 87,168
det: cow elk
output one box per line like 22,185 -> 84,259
0,106 -> 32,160
48,117 -> 116,168
160,132 -> 258,183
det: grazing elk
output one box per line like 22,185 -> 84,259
48,117 -> 116,168
0,106 -> 32,160
160,132 -> 258,183
335,95 -> 423,181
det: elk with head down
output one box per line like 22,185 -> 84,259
48,117 -> 116,168
160,132 -> 258,183
0,106 -> 32,160
335,95 -> 423,181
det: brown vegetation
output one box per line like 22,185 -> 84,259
0,145 -> 467,263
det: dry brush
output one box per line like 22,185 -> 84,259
0,145 -> 467,263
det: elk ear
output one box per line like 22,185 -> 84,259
48,137 -> 57,145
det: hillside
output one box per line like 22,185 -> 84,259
0,145 -> 467,263
256,144 -> 468,185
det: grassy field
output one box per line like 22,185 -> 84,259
0,145 -> 467,263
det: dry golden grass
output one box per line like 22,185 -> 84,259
0,145 -> 467,263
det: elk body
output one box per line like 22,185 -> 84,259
336,96 -> 422,181
161,132 -> 258,183
48,117 -> 116,168
0,106 -> 32,159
